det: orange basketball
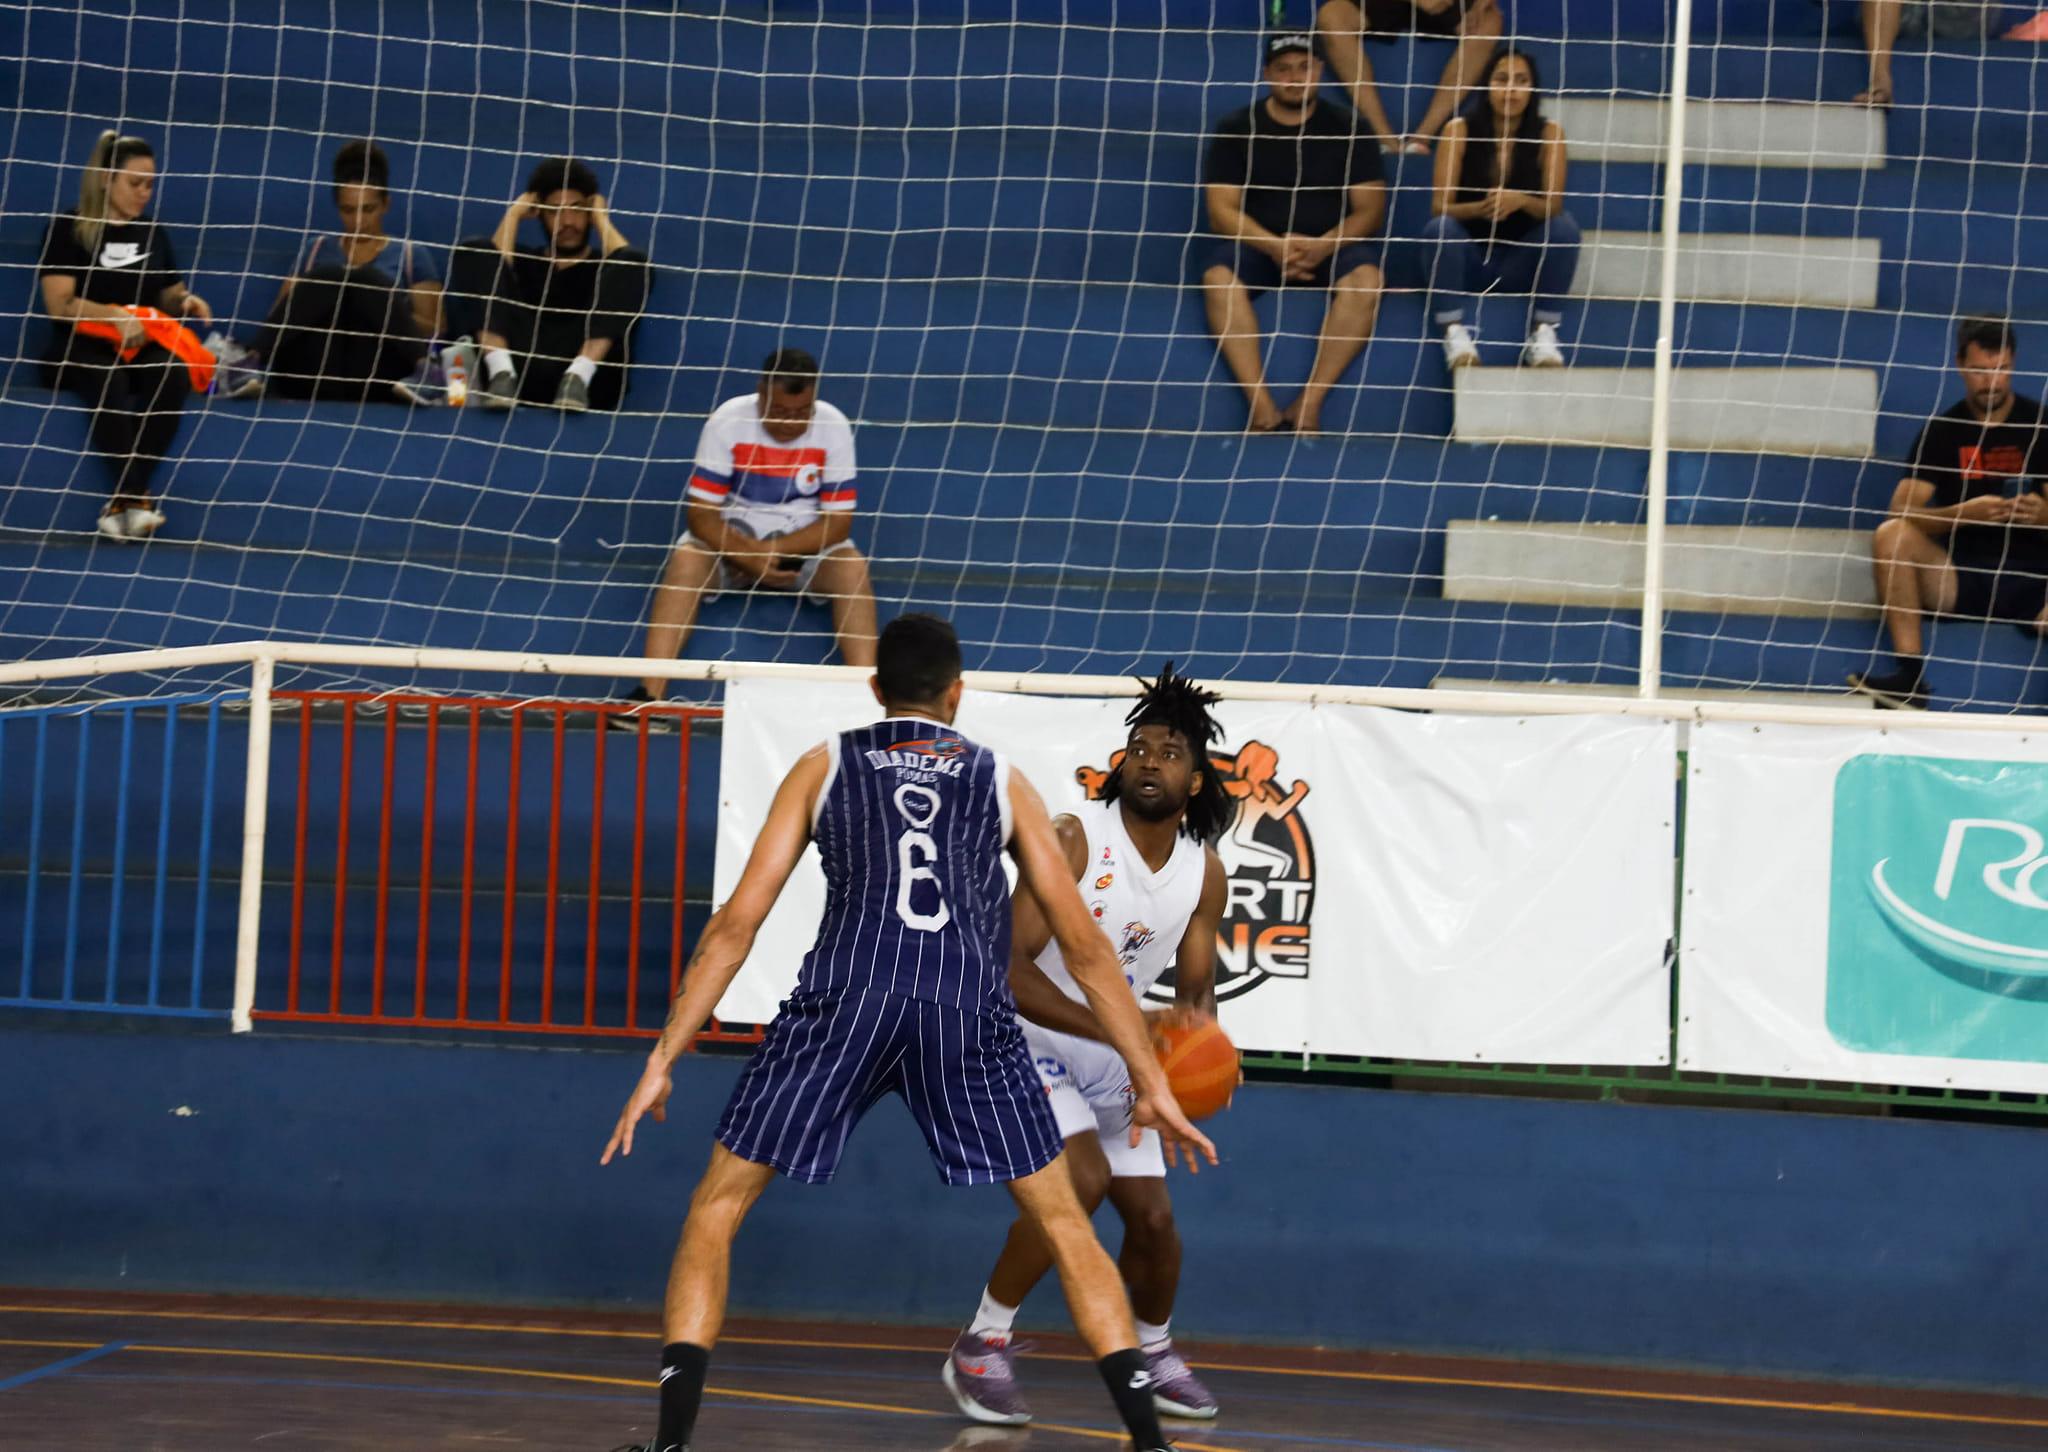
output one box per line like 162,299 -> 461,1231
1155,1019 -> 1239,1121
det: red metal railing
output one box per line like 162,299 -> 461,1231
255,691 -> 763,1044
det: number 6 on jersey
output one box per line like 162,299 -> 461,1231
895,782 -> 951,931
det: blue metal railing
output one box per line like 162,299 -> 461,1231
1,691 -> 240,1019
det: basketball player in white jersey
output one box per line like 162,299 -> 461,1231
945,666 -> 1232,1426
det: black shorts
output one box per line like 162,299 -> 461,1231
1946,562 -> 2048,625
1363,0 -> 1476,40
1200,240 -> 1383,300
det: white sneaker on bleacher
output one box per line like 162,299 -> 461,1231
1523,322 -> 1565,368
1442,323 -> 1480,370
94,507 -> 165,542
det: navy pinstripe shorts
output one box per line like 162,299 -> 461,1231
716,989 -> 1065,1187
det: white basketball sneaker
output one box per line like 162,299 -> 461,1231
1524,322 -> 1565,368
1442,322 -> 1480,370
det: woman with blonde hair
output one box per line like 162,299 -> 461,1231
37,129 -> 212,540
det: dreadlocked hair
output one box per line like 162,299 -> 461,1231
1100,662 -> 1232,842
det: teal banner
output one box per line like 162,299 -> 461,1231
1828,755 -> 2048,1062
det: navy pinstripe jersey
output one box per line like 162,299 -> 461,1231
797,716 -> 1014,1010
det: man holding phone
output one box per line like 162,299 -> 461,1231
625,348 -> 879,719
1852,316 -> 2048,708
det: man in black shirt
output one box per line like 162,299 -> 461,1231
444,157 -> 651,412
1850,316 -> 2048,708
1201,32 -> 1387,435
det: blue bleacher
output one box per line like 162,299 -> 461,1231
1,0 -> 2043,708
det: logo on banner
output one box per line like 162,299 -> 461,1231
1827,755 -> 2048,1062
1078,739 -> 1313,1002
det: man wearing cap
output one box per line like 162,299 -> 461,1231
1200,32 -> 1387,436
443,156 -> 653,412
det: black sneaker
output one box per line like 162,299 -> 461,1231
1847,664 -> 1930,710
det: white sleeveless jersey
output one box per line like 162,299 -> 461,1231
1035,798 -> 1205,1004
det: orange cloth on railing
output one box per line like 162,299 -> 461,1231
73,306 -> 218,393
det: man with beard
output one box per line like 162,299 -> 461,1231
1851,316 -> 2048,708
943,665 -> 1233,1429
1199,31 -> 1387,436
443,156 -> 651,411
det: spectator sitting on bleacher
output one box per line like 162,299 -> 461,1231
623,349 -> 878,716
1201,31 -> 1387,436
1421,45 -> 1580,371
1836,1 -> 2001,107
217,140 -> 443,405
1316,0 -> 1504,154
37,130 -> 213,542
443,157 -> 650,413
1850,317 -> 2048,710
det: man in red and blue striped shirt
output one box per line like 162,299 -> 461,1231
633,348 -> 878,703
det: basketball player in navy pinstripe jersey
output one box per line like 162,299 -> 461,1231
601,614 -> 1216,1452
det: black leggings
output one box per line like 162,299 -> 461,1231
43,333 -> 190,500
263,262 -> 429,401
443,239 -> 650,409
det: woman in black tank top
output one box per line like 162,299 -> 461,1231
1418,45 -> 1581,370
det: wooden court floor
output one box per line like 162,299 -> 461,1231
3,1291 -> 2046,1450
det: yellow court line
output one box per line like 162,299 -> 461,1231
116,1342 -> 1239,1449
0,1337 -> 101,1352
8,1303 -> 2048,1433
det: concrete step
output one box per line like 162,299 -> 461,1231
1431,675 -> 1874,710
1571,230 -> 1880,309
1452,367 -> 1878,458
1443,520 -> 1874,618
1553,96 -> 1886,170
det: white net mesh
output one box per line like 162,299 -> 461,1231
0,1 -> 2041,714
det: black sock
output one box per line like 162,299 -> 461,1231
1097,1347 -> 1169,1449
655,1341 -> 709,1452
1896,654 -> 1925,682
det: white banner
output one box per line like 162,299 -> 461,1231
1681,722 -> 2048,1094
713,679 -> 1675,1064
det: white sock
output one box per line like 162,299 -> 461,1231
566,355 -> 598,385
967,1286 -> 1018,1342
483,347 -> 515,379
1136,1318 -> 1172,1352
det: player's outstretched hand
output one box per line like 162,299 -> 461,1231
1132,1089 -> 1218,1175
600,1064 -> 674,1165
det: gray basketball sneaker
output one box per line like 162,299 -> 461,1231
942,1330 -> 1032,1425
1144,1343 -> 1219,1419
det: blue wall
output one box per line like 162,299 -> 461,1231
5,1020 -> 2045,1392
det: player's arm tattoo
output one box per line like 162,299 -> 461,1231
651,941 -> 711,1060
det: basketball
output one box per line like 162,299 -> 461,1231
1155,1018 -> 1239,1121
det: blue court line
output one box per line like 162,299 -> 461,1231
0,1340 -> 130,1392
